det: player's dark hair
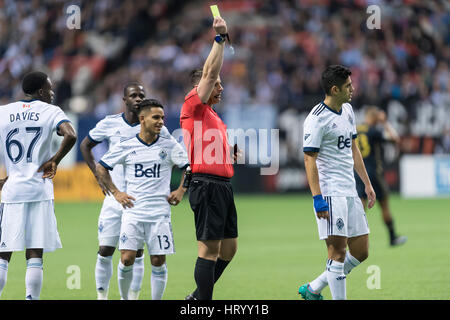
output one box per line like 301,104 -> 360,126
189,69 -> 203,87
136,98 -> 164,115
321,65 -> 352,95
123,82 -> 144,97
22,71 -> 48,95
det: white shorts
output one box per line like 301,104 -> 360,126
118,214 -> 175,255
0,200 -> 62,252
314,196 -> 370,240
98,195 -> 123,247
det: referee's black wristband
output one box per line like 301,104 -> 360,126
182,166 -> 192,189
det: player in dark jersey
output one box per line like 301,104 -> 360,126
355,106 -> 407,246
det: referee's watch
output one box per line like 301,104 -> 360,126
214,34 -> 226,44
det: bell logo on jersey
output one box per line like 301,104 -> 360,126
135,163 -> 161,178
337,135 -> 351,149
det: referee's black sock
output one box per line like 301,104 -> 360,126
193,258 -> 230,299
385,219 -> 396,243
194,257 -> 216,300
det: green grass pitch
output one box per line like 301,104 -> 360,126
1,194 -> 449,300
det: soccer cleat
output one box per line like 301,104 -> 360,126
298,283 -> 323,300
185,292 -> 197,300
391,235 -> 407,247
128,290 -> 141,300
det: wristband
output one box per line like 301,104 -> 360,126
182,166 -> 192,189
313,194 -> 329,212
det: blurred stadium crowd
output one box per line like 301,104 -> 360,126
0,0 -> 448,114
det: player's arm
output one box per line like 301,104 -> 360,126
167,167 -> 189,206
196,17 -> 227,103
38,122 -> 77,179
95,163 -> 135,208
352,139 -> 376,209
304,151 -> 329,219
80,136 -> 109,194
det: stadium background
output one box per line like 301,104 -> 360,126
0,0 -> 449,300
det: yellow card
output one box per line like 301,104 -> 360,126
210,5 -> 221,18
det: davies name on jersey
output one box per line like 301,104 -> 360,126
10,112 -> 40,122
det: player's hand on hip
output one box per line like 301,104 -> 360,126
313,194 -> 329,220
213,17 -> 227,34
114,191 -> 135,209
38,159 -> 57,179
365,186 -> 376,209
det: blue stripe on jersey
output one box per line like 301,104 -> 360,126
99,160 -> 113,171
303,147 -> 320,152
87,133 -> 102,144
352,133 -> 358,139
121,113 -> 139,127
313,104 -> 325,116
56,119 -> 71,136
56,119 -> 71,130
322,102 -> 342,115
136,134 -> 159,147
325,197 -> 330,235
329,197 -> 333,235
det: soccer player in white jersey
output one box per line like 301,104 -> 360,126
0,71 -> 77,299
80,83 -> 173,300
96,99 -> 189,300
298,65 -> 376,300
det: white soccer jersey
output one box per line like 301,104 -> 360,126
303,102 -> 358,197
0,99 -> 70,203
88,113 -> 171,190
99,134 -> 189,222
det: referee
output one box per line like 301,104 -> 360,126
180,16 -> 238,300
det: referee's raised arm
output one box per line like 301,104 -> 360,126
196,17 -> 227,104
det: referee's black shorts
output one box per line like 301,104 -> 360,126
188,173 -> 238,241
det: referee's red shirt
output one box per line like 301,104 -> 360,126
180,87 -> 234,178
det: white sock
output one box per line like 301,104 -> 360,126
118,261 -> 133,300
95,254 -> 113,297
344,252 -> 361,275
0,259 -> 8,298
310,252 -> 362,293
25,258 -> 43,300
151,263 -> 167,300
309,270 -> 328,293
326,259 -> 346,300
130,254 -> 145,298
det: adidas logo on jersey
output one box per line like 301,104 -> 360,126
304,134 -> 311,141
0,242 -> 6,248
348,115 -> 353,124
332,123 -> 337,129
